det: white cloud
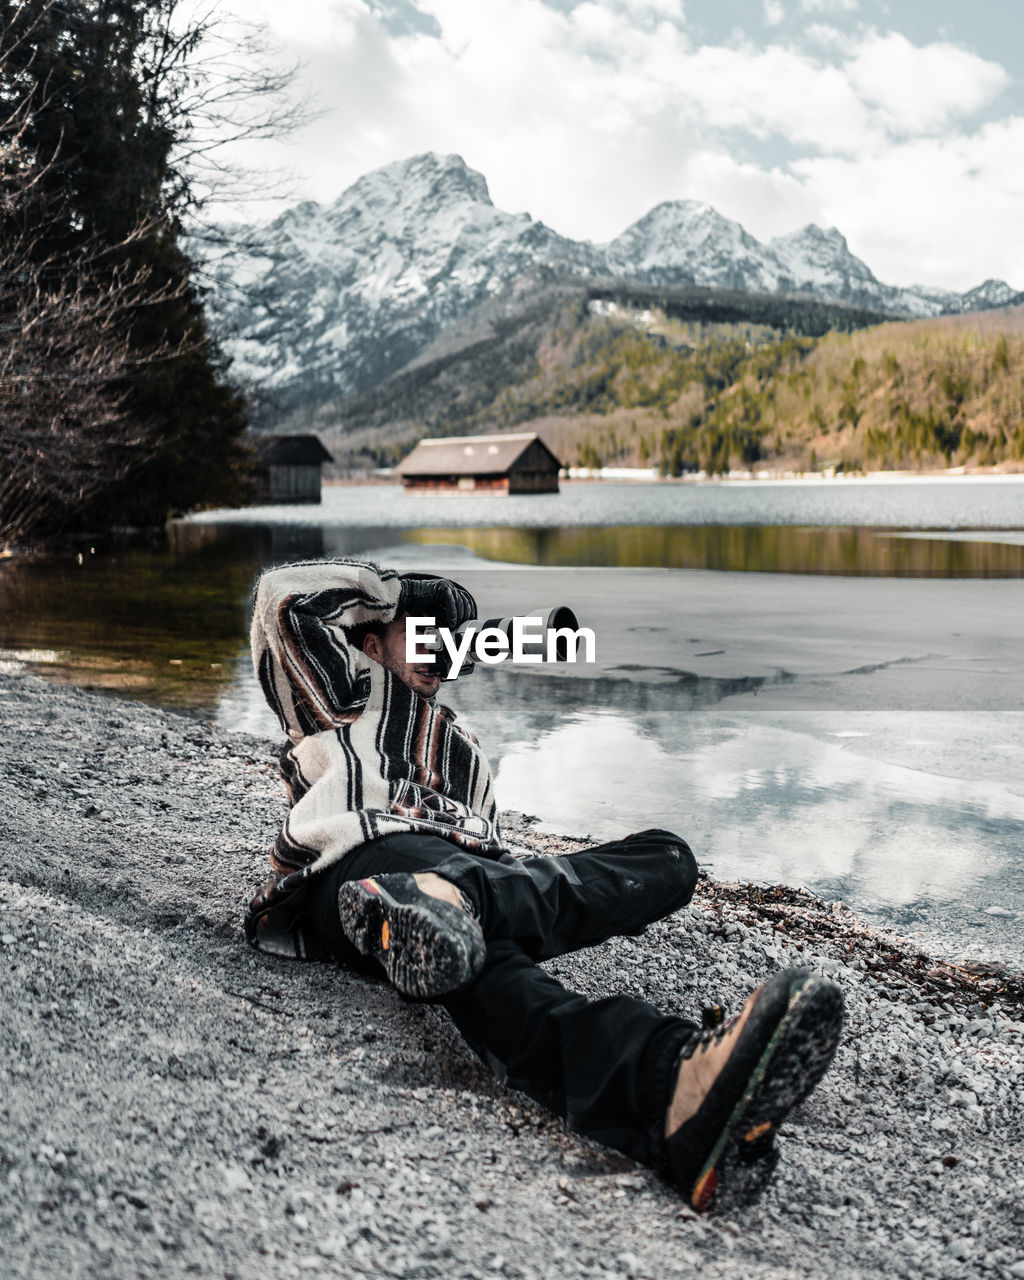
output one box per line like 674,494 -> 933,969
802,23 -> 849,49
244,0 -> 372,46
763,0 -> 784,24
609,0 -> 686,20
801,0 -> 857,12
793,117 -> 1024,288
212,0 -> 1023,289
844,31 -> 1008,134
677,43 -> 876,152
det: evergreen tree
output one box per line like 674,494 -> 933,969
0,0 -> 248,538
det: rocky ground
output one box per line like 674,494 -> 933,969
1,669 -> 1023,1280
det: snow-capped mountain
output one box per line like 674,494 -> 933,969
200,152 -> 1021,409
604,200 -> 782,292
202,153 -> 600,404
602,209 -> 969,317
768,224 -> 923,313
957,279 -> 1023,310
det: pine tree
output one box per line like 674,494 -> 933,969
0,0 -> 248,538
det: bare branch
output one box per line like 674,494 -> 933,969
0,181 -> 199,544
0,0 -> 294,543
136,1 -> 316,213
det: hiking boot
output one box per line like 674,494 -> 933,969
336,873 -> 486,998
664,967 -> 844,1212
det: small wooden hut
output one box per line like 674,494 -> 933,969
248,434 -> 333,505
395,432 -> 562,494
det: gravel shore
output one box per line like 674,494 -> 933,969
1,670 -> 1022,1280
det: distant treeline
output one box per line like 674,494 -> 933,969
582,280 -> 890,337
545,312 -> 1024,476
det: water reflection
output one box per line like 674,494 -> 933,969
405,524 -> 1024,576
0,527 -> 261,713
4,516 -> 1021,722
169,520 -> 411,564
451,672 -> 1024,966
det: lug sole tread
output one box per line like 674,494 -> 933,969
680,975 -> 844,1212
337,879 -> 485,999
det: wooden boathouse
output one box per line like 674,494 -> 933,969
395,432 -> 562,494
248,434 -> 333,505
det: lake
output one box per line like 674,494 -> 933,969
193,473 -> 1024,534
3,477 -> 1023,966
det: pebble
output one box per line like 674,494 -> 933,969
223,1167 -> 252,1193
2,676 -> 1022,1280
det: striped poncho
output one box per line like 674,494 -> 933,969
245,558 -> 502,958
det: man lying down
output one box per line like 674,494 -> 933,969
244,557 -> 844,1213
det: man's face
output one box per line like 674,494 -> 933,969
363,616 -> 442,699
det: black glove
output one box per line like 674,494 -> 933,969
397,573 -> 477,630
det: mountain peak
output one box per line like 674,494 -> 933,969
332,151 -> 493,216
772,224 -> 850,253
610,200 -> 757,250
606,200 -> 777,291
768,222 -> 880,298
622,199 -> 736,231
958,278 -> 1022,310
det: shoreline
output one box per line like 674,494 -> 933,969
5,468 -> 1024,559
325,465 -> 1024,488
1,670 -> 1022,1279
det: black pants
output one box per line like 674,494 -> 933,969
307,828 -> 699,1166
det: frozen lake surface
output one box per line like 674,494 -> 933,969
189,475 -> 1024,531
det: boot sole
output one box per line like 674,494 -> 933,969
337,877 -> 486,998
674,972 -> 844,1212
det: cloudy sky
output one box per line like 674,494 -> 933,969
222,0 -> 1023,292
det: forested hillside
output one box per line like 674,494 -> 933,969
714,307 -> 1024,475
302,296 -> 1024,476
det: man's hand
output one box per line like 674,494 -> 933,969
397,573 -> 477,631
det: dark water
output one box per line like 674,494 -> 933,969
1,526 -> 266,712
405,524 -> 1024,575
